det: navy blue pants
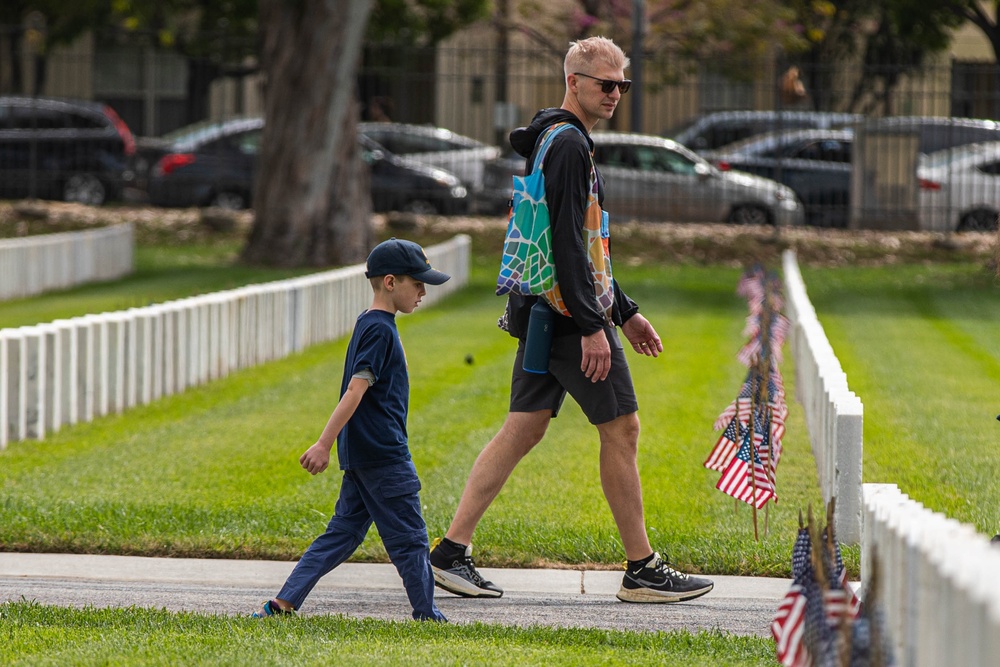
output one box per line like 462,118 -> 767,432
277,459 -> 446,621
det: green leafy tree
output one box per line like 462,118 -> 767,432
101,1 -> 260,126
1,0 -> 111,93
940,1 -> 1000,63
784,0 -> 963,112
507,0 -> 808,80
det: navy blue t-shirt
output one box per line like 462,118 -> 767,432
336,309 -> 410,470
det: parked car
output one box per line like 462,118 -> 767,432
357,122 -> 501,192
592,132 -> 804,225
706,129 -> 854,228
0,95 -> 135,205
917,141 -> 1000,232
858,116 -> 1000,155
478,150 -> 522,214
361,135 -> 469,215
668,110 -> 862,154
143,117 -> 469,214
145,117 -> 261,209
478,132 -> 803,225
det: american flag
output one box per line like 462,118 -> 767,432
768,314 -> 791,363
773,583 -> 809,667
714,372 -> 757,430
773,528 -> 838,667
716,423 -> 774,508
770,418 -> 785,464
704,417 -> 745,471
801,561 -> 839,667
769,370 -> 786,398
742,313 -> 761,339
737,337 -> 762,367
772,528 -> 812,666
737,266 -> 767,303
754,410 -> 778,487
772,520 -> 864,667
771,313 -> 791,345
823,527 -> 862,622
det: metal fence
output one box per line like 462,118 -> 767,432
2,27 -> 1000,231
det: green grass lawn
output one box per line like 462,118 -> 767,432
14,231 -> 998,666
0,601 -> 777,667
800,263 -> 1000,535
0,257 -> 822,577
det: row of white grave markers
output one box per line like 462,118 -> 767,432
781,249 -> 864,545
0,234 -> 471,450
0,224 -> 134,301
862,483 -> 1000,667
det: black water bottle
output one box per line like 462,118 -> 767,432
523,300 -> 555,374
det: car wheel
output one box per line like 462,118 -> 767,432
63,174 -> 107,206
402,199 -> 439,215
209,191 -> 249,210
957,209 -> 998,232
728,205 -> 771,226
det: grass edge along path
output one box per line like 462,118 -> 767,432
0,600 -> 779,667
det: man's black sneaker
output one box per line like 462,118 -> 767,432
616,552 -> 714,603
430,537 -> 504,598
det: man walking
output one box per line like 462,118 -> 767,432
430,36 -> 714,604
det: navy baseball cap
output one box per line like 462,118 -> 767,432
365,238 -> 451,285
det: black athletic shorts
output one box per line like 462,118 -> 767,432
509,326 -> 639,425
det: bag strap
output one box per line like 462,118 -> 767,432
530,122 -> 581,175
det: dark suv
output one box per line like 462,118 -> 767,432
0,96 -> 135,205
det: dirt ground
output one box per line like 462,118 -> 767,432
2,200 -> 998,273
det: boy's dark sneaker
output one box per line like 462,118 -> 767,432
616,552 -> 714,603
430,538 -> 503,598
251,599 -> 295,618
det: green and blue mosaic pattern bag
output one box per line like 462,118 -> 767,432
496,123 -> 576,300
496,122 -> 614,322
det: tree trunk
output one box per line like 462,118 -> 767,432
243,0 -> 375,268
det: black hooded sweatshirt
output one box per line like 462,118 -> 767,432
504,107 -> 639,339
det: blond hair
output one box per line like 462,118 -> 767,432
564,36 -> 629,83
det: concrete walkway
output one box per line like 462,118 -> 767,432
0,552 -> 792,636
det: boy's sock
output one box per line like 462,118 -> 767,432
253,599 -> 294,617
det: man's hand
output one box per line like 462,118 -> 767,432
581,328 -> 611,382
621,314 -> 662,358
300,442 -> 331,475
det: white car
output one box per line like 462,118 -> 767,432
918,141 -> 1000,232
358,122 -> 501,192
592,132 -> 804,226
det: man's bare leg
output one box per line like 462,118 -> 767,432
599,412 -> 715,602
445,410 -> 550,545
431,410 -> 550,598
597,412 -> 653,561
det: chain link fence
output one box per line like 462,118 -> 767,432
2,25 -> 999,231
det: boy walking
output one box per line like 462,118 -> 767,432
254,238 -> 449,622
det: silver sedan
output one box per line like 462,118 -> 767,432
592,132 -> 804,226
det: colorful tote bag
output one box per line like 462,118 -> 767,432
496,123 -> 615,321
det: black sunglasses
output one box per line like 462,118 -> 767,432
573,72 -> 631,94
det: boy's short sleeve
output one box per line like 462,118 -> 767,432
350,326 -> 391,385
352,368 -> 376,387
